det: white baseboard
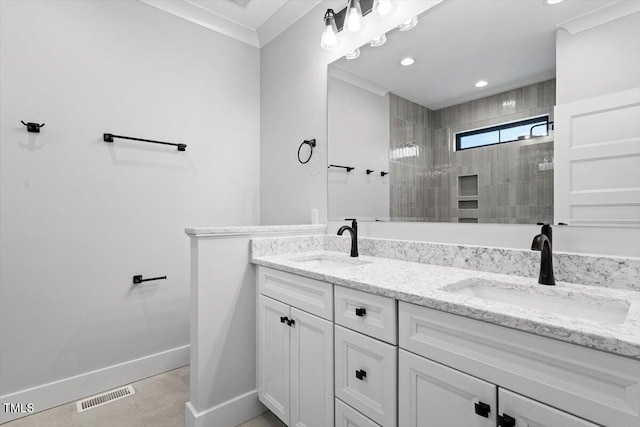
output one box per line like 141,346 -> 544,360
0,344 -> 189,424
185,389 -> 266,427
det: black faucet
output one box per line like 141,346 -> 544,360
337,218 -> 358,257
531,223 -> 555,285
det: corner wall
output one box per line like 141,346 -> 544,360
0,0 -> 260,421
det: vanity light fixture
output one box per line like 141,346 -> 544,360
373,0 -> 396,17
320,9 -> 341,49
398,16 -> 418,31
370,34 -> 387,47
475,80 -> 488,88
346,0 -> 365,34
345,48 -> 361,59
545,0 -> 564,4
321,0 -> 395,51
400,57 -> 415,66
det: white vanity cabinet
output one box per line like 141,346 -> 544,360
257,268 -> 334,427
334,286 -> 397,427
256,265 -> 639,427
399,349 -> 598,427
398,301 -> 640,427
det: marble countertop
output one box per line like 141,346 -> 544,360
185,224 -> 326,236
251,250 -> 640,359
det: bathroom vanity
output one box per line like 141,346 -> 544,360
252,237 -> 640,427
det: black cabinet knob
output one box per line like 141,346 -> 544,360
355,308 -> 366,317
280,316 -> 288,324
355,369 -> 367,380
286,318 -> 295,326
474,401 -> 490,417
498,413 -> 516,427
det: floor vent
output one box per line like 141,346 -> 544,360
76,385 -> 135,412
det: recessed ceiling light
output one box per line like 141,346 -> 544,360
475,80 -> 488,88
345,48 -> 360,60
398,16 -> 418,31
400,57 -> 415,66
545,0 -> 564,4
370,34 -> 387,47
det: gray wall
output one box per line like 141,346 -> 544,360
390,80 -> 555,224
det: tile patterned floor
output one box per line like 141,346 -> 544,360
2,366 -> 284,427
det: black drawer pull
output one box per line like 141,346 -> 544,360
355,369 -> 367,380
498,413 -> 516,427
280,316 -> 288,324
474,401 -> 490,417
355,308 -> 366,317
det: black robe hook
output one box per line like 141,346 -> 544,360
21,121 -> 45,133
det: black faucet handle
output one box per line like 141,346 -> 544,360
344,218 -> 358,227
537,222 -> 552,234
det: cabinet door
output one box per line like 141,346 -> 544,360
258,295 -> 290,425
399,349 -> 496,427
335,398 -> 382,427
290,307 -> 334,427
335,325 -> 397,427
498,389 -> 599,427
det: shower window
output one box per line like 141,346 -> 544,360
455,116 -> 549,151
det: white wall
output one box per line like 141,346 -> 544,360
328,77 -> 390,220
0,0 -> 260,417
557,11 -> 640,104
260,0 -> 640,257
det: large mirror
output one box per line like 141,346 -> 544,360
327,0 -> 623,224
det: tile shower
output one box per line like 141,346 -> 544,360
390,79 -> 555,224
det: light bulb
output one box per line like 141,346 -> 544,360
345,48 -> 360,60
400,57 -> 415,66
373,0 -> 396,17
346,0 -> 365,34
370,34 -> 387,47
475,80 -> 488,88
320,9 -> 341,50
398,16 -> 418,31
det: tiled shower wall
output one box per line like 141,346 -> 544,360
390,79 -> 555,223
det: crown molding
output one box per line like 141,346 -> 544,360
137,0 -> 321,48
329,65 -> 391,97
557,0 -> 640,35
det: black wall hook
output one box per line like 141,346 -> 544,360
380,171 -> 389,177
21,121 -> 45,133
366,169 -> 375,175
133,275 -> 167,284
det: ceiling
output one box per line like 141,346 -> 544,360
138,0 -> 321,48
332,0 -> 616,110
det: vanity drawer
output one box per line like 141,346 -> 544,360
258,266 -> 333,321
335,325 -> 397,427
398,301 -> 640,427
334,286 -> 397,344
335,398 -> 381,427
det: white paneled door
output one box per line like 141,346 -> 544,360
258,295 -> 290,425
290,307 -> 334,427
555,87 -> 640,226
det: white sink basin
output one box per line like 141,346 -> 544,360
443,278 -> 630,324
292,254 -> 371,269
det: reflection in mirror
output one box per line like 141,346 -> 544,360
327,0 -> 618,224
